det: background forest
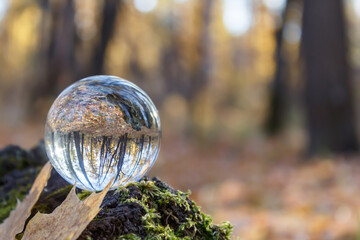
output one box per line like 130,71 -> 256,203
1,0 -> 360,239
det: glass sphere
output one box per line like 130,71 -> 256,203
44,75 -> 161,191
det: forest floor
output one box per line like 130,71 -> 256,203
151,133 -> 360,240
1,122 -> 359,240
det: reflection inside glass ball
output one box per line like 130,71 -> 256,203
44,75 -> 161,191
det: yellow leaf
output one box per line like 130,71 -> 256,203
22,179 -> 113,240
0,162 -> 52,240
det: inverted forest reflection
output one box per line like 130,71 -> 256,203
1,0 -> 360,239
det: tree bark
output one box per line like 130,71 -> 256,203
264,1 -> 291,135
87,0 -> 122,76
191,0 -> 214,99
32,0 -> 77,99
302,0 -> 358,154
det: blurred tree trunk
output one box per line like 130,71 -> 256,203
86,0 -> 122,76
302,0 -> 358,154
33,0 -> 77,98
161,18 -> 190,99
187,0 -> 214,139
30,0 -> 121,104
191,0 -> 213,99
46,0 -> 77,92
23,0 -> 77,119
161,37 -> 187,96
264,1 -> 291,135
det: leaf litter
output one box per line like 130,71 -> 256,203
22,179 -> 112,240
0,162 -> 52,240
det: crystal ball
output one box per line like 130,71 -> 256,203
44,75 -> 161,191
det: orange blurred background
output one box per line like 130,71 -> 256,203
1,0 -> 360,239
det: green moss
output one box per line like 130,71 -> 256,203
77,190 -> 92,201
44,185 -> 73,200
196,212 -> 233,239
0,183 -> 32,223
86,234 -> 142,240
84,179 -> 232,239
117,180 -> 233,240
2,176 -> 232,239
32,185 -> 72,214
117,234 -> 142,240
33,203 -> 51,214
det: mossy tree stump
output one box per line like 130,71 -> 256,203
0,143 -> 232,239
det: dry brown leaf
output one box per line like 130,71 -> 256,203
22,179 -> 112,240
0,162 -> 52,240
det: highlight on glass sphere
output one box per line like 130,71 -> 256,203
44,75 -> 161,191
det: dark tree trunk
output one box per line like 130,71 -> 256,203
161,39 -> 187,96
46,0 -> 77,90
87,0 -> 121,76
31,0 -> 76,99
186,0 -> 214,139
264,1 -> 290,135
302,0 -> 358,154
161,26 -> 190,100
191,0 -> 213,99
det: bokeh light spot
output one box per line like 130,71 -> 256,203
284,21 -> 301,44
134,0 -> 158,13
0,0 -> 9,21
222,0 -> 253,36
353,0 -> 360,18
263,0 -> 286,14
